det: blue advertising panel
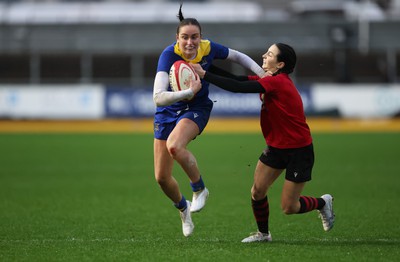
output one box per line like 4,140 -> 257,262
105,87 -> 155,118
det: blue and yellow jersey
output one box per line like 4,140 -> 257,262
156,39 -> 229,111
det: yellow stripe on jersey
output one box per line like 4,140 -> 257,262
174,39 -> 211,63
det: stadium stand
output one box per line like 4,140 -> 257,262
0,0 -> 398,85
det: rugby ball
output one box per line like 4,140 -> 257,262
169,60 -> 196,92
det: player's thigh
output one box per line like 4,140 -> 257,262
167,118 -> 199,149
154,139 -> 174,180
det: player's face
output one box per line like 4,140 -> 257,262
176,25 -> 201,60
262,44 -> 284,75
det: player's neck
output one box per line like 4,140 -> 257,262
183,52 -> 197,61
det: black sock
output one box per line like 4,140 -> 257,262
298,196 -> 325,213
251,196 -> 269,234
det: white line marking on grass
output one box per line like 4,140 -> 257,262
1,238 -> 400,244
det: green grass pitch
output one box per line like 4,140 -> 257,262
0,132 -> 399,261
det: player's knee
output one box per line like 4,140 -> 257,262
251,185 -> 265,200
166,144 -> 179,158
166,140 -> 182,158
167,146 -> 176,157
281,202 -> 297,215
155,175 -> 166,186
155,172 -> 171,187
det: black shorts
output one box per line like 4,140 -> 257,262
259,144 -> 314,183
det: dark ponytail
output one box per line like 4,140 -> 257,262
177,3 -> 184,21
176,3 -> 202,35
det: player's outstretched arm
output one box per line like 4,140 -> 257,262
204,71 -> 264,93
227,49 -> 265,78
191,63 -> 263,94
208,65 -> 249,81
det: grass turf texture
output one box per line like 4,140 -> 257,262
0,133 -> 399,261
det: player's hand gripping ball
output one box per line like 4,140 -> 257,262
169,60 -> 197,92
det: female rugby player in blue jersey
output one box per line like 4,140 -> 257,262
153,4 -> 265,237
192,43 -> 335,242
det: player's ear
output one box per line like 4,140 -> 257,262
277,61 -> 285,70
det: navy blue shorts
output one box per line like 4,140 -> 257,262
154,102 -> 213,140
259,144 -> 314,183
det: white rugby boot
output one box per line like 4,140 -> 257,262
179,201 -> 194,237
318,194 -> 335,231
241,231 -> 272,243
190,187 -> 209,213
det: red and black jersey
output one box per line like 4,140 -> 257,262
249,74 -> 312,149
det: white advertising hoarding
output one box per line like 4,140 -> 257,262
312,84 -> 400,118
0,85 -> 104,119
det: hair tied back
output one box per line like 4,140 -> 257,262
177,2 -> 184,21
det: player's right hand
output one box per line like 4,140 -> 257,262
191,64 -> 206,79
189,73 -> 202,96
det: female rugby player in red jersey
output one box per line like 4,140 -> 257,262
192,43 -> 335,243
153,4 -> 265,237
